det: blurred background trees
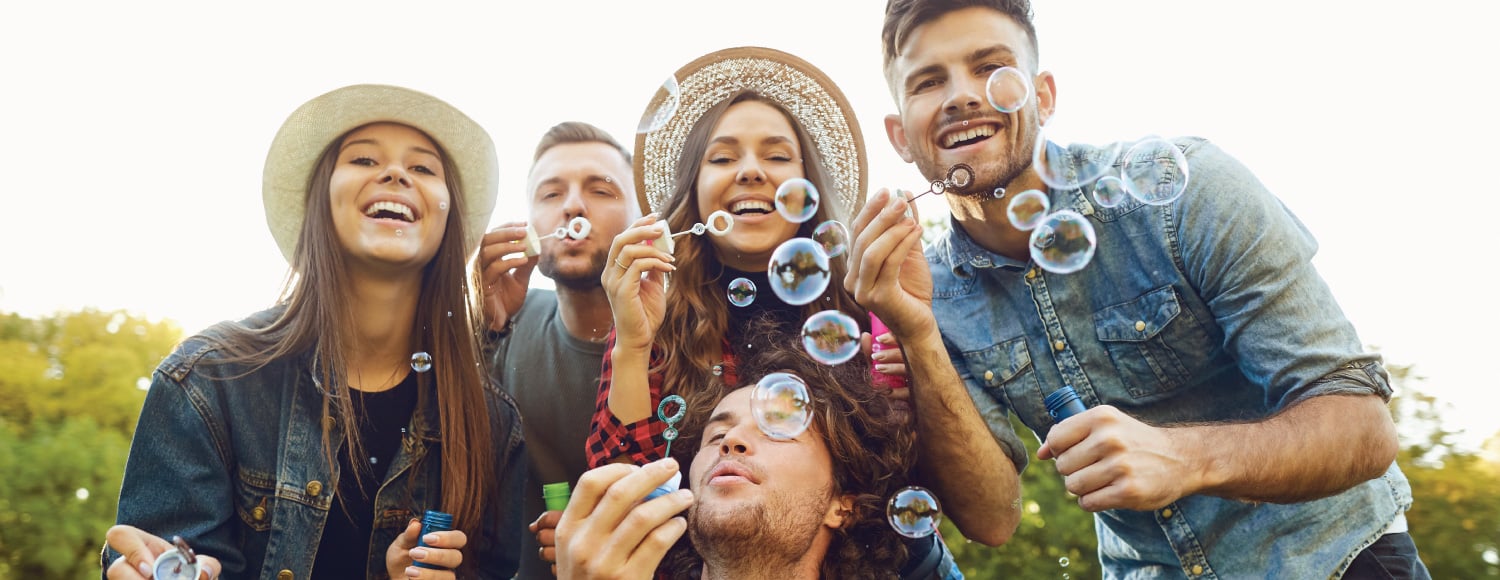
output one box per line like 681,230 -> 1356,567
0,308 -> 1494,578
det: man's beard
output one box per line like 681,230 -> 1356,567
539,248 -> 606,291
917,114 -> 1040,201
688,485 -> 831,572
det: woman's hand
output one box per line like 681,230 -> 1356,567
602,214 -> 675,353
105,525 -> 221,580
386,519 -> 468,579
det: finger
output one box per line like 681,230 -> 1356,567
534,510 -> 563,532
561,463 -> 642,525
481,254 -> 538,286
513,257 -> 538,288
607,487 -> 694,557
402,565 -> 457,579
1062,460 -> 1116,499
853,207 -> 917,298
607,216 -> 664,261
849,188 -> 891,241
481,224 -> 530,247
418,529 -> 468,550
860,332 -> 873,358
623,515 -> 689,575
875,363 -> 908,376
616,243 -> 675,267
568,459 -> 680,534
872,216 -> 923,289
537,527 -> 556,547
1041,410 -> 1096,461
106,525 -> 173,578
539,545 -> 556,563
877,332 -> 898,346
106,555 -> 148,580
196,555 -> 223,580
409,545 -> 464,570
844,188 -> 891,289
391,519 -> 423,551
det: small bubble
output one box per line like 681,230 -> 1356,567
812,220 -> 850,258
986,66 -> 1033,113
410,351 -> 433,373
690,223 -> 707,235
775,178 -> 820,224
751,372 -> 813,439
637,76 -> 681,134
1033,124 -> 1121,190
1092,175 -> 1129,208
395,229 -> 404,237
1030,210 -> 1097,274
727,278 -> 757,307
75,488 -> 89,501
930,180 -> 947,195
766,238 -> 831,306
438,201 -> 449,211
1060,557 -> 1070,567
1122,137 -> 1190,206
801,310 -> 861,365
446,311 -> 452,317
1006,190 -> 1050,231
370,456 -> 379,465
887,486 -> 942,538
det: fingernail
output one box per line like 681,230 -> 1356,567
660,457 -> 679,472
139,562 -> 152,577
675,488 -> 694,501
406,565 -> 421,578
423,533 -> 440,544
876,364 -> 896,373
667,264 -> 678,271
411,547 -> 428,559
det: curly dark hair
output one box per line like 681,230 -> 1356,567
659,314 -> 917,578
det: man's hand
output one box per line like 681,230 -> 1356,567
555,459 -> 693,579
386,518 -> 468,579
844,189 -> 936,339
530,510 -> 563,576
1038,405 -> 1199,512
105,525 -> 221,580
479,221 -> 539,332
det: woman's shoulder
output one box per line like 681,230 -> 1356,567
157,306 -> 291,384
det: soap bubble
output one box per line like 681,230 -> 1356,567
1092,175 -> 1128,208
637,76 -> 680,134
410,352 -> 433,373
1060,557 -> 1070,567
887,486 -> 943,538
986,66 -> 1033,113
775,178 -> 820,224
801,310 -> 861,365
1006,190 -> 1050,231
812,220 -> 849,258
767,238 -> 831,305
727,278 -> 757,307
1033,124 -> 1122,190
1122,137 -> 1190,205
751,372 -> 812,440
1030,210 -> 1096,274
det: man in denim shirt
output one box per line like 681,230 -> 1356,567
850,0 -> 1429,577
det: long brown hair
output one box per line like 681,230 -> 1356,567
207,123 -> 494,541
654,91 -> 867,405
662,315 -> 916,578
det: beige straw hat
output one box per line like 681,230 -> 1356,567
262,84 -> 498,262
633,46 -> 867,219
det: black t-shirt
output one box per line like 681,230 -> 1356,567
311,371 -> 418,578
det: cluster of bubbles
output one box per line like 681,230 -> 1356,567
750,372 -> 813,440
887,486 -> 943,538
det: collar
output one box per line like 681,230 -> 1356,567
935,212 -> 1030,277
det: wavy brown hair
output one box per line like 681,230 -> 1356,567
653,90 -> 867,407
661,314 -> 916,578
205,124 -> 494,552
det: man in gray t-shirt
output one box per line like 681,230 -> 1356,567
478,121 -> 640,579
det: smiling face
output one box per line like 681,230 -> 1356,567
885,6 -> 1054,197
528,141 -> 637,289
694,100 -> 807,271
687,386 -> 846,563
327,122 -> 451,273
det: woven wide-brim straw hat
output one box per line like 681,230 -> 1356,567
262,84 -> 498,263
633,46 -> 867,220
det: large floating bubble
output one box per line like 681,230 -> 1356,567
812,220 -> 849,258
751,372 -> 812,440
986,66 -> 1033,113
1030,210 -> 1097,274
411,352 -> 433,373
775,178 -> 820,224
1006,190 -> 1050,231
1122,137 -> 1190,206
1092,175 -> 1128,208
887,486 -> 943,538
767,238 -> 831,305
636,76 -> 681,134
801,310 -> 861,365
1033,124 -> 1122,190
727,277 -> 757,307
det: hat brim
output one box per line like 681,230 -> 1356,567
633,47 -> 867,221
262,84 -> 498,263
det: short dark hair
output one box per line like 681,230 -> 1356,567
882,0 -> 1039,91
531,121 -> 631,165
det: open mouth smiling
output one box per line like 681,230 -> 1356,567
729,198 -> 774,216
363,200 -> 419,223
939,122 -> 1000,150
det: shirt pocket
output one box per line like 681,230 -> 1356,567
959,336 -> 1041,416
1093,285 -> 1212,399
234,467 -> 276,532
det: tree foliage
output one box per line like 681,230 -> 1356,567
0,309 -> 180,579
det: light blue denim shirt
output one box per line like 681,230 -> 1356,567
927,138 -> 1411,579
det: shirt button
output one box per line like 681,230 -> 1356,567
252,506 -> 267,522
1025,268 -> 1038,280
305,481 -> 322,497
1191,565 -> 1204,576
1053,340 -> 1066,352
983,370 -> 994,381
322,416 -> 336,431
277,571 -> 294,580
1161,508 -> 1173,519
1135,320 -> 1146,332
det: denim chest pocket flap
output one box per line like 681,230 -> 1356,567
234,468 -> 277,532
962,336 -> 1033,390
1094,285 -> 1181,342
1093,285 -> 1207,398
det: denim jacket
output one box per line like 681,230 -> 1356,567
927,138 -> 1411,579
105,308 -> 527,579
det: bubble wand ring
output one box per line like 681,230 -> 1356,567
658,394 -> 686,457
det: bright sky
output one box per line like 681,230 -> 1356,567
3,1 -> 1495,447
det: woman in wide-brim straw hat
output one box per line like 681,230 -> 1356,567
104,84 -> 525,580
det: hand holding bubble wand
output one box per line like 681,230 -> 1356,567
651,210 -> 735,253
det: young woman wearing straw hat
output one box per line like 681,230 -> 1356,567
102,84 -> 525,580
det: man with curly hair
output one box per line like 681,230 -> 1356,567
553,319 -> 931,579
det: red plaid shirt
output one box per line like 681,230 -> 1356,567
586,329 -> 738,468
